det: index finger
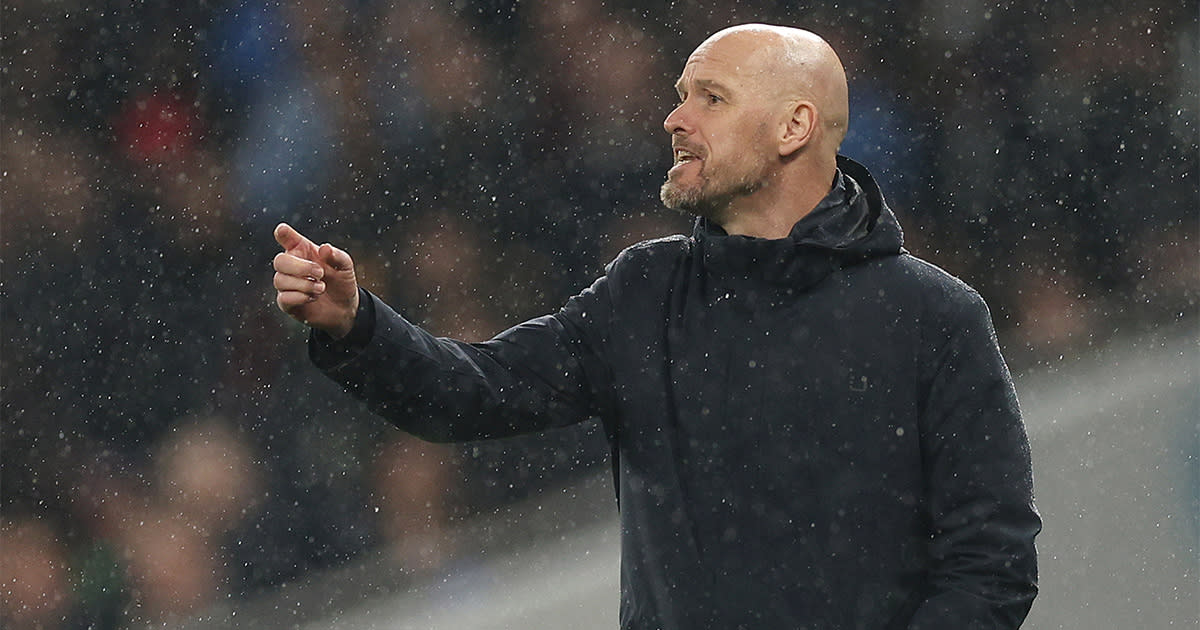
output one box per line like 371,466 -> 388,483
274,223 -> 318,259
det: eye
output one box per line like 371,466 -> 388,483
707,93 -> 723,105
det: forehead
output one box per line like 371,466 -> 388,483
675,34 -> 766,91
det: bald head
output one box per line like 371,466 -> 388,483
661,24 -> 852,236
696,24 -> 850,153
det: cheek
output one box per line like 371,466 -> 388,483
750,119 -> 777,152
731,123 -> 776,170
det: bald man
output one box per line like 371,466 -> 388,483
274,24 -> 1039,629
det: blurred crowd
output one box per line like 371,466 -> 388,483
2,0 -> 1195,627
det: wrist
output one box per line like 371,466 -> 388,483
329,295 -> 359,339
328,288 -> 371,344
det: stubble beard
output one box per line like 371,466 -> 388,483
660,167 -> 765,223
659,178 -> 705,215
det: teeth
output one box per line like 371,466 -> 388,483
675,149 -> 697,162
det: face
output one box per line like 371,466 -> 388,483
660,34 -> 783,220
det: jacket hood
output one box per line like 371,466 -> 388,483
695,155 -> 905,290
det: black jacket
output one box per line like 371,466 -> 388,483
312,157 -> 1040,629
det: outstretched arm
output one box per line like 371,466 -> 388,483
314,289 -> 611,443
270,223 -> 615,443
272,223 -> 360,338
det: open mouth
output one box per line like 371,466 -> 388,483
673,147 -> 701,165
669,146 -> 703,176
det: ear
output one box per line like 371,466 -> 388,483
779,101 -> 817,157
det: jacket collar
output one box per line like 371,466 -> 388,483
694,155 -> 905,290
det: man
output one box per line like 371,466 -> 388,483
273,24 -> 1040,629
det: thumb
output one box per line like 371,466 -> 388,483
318,243 -> 354,272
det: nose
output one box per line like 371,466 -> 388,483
663,101 -> 689,135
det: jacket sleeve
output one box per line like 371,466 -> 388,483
309,278 -> 613,443
909,289 -> 1041,629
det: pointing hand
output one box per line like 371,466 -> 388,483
272,223 -> 360,339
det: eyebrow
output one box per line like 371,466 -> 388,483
675,77 -> 733,96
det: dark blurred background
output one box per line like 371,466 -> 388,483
2,1 -> 1195,628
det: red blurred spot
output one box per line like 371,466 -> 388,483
113,91 -> 201,164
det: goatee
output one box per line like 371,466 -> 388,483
660,176 -> 760,222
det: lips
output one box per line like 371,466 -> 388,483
672,145 -> 702,165
669,144 -> 703,176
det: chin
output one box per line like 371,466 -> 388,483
661,179 -> 698,209
661,180 -> 727,221
661,186 -> 715,222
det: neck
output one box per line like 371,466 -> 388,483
718,160 -> 836,239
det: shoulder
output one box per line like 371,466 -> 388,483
560,234 -> 691,312
604,234 -> 693,277
881,253 -> 984,302
860,253 -> 994,327
553,235 -> 691,342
